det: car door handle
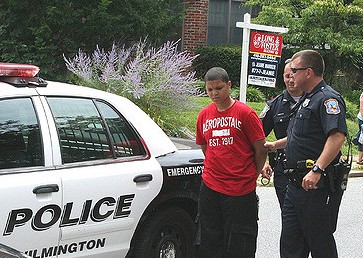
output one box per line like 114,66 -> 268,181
133,174 -> 153,183
189,158 -> 204,163
33,184 -> 59,194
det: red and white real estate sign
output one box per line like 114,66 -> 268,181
248,32 -> 284,87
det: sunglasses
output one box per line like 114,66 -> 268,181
291,67 -> 311,73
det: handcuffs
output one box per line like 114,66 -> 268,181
261,176 -> 270,186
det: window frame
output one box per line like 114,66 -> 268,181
46,96 -> 149,166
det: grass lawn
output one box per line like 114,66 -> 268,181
174,96 -> 358,156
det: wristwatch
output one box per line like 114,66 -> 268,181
312,164 -> 324,173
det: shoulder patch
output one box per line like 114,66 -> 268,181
259,104 -> 270,118
324,98 -> 340,114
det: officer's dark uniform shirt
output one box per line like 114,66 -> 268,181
285,80 -> 347,169
260,90 -> 299,140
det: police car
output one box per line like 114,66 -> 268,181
0,63 -> 204,258
0,242 -> 30,258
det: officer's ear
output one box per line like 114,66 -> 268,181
306,67 -> 314,78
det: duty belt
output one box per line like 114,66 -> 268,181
283,159 -> 320,189
283,159 -> 351,192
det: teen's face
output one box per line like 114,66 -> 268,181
205,79 -> 231,105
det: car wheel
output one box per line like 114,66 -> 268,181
133,207 -> 195,258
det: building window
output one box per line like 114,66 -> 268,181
207,0 -> 260,45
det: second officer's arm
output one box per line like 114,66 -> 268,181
264,137 -> 287,152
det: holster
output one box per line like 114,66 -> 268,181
268,152 -> 277,168
269,150 -> 286,171
319,161 -> 351,193
283,168 -> 303,188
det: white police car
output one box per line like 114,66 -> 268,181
0,242 -> 30,258
0,63 -> 204,258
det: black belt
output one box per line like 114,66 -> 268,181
285,160 -> 349,192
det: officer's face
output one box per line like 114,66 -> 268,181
284,63 -> 303,96
290,57 -> 309,91
205,79 -> 231,106
284,63 -> 294,90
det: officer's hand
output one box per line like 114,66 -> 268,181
261,163 -> 272,180
264,142 -> 276,152
302,171 -> 321,191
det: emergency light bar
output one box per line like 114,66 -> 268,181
0,63 -> 47,87
0,63 -> 40,77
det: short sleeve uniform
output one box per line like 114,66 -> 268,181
196,100 -> 265,196
260,90 -> 299,140
285,81 -> 347,168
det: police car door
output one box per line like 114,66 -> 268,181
0,94 -> 62,256
43,97 -> 162,258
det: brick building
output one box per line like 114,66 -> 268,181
182,0 -> 260,53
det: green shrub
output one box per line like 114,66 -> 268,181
343,90 -> 361,106
193,45 -> 242,86
345,99 -> 359,120
230,86 -> 266,102
247,86 -> 266,102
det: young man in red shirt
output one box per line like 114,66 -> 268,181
196,67 -> 267,258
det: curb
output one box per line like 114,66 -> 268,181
349,170 -> 363,178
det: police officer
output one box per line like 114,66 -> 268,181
266,50 -> 347,258
260,59 -> 303,209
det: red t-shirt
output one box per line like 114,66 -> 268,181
196,100 -> 265,196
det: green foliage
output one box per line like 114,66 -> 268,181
345,99 -> 359,120
193,45 -> 242,86
246,87 -> 266,102
346,118 -> 359,155
243,0 -> 363,91
0,0 -> 184,80
344,90 -> 362,105
231,87 -> 266,102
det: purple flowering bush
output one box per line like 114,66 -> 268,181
64,39 -> 200,135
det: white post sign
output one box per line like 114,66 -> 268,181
236,13 -> 288,103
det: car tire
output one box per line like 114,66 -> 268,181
133,207 -> 195,258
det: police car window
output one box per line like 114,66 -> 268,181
47,98 -> 145,163
96,100 -> 146,157
0,98 -> 44,169
47,98 -> 112,163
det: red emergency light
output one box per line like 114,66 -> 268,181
0,63 -> 40,77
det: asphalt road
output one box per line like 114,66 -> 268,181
171,137 -> 363,257
256,177 -> 363,258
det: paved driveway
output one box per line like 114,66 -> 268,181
256,177 -> 363,258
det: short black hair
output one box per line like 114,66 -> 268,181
204,67 -> 230,83
292,50 -> 325,77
